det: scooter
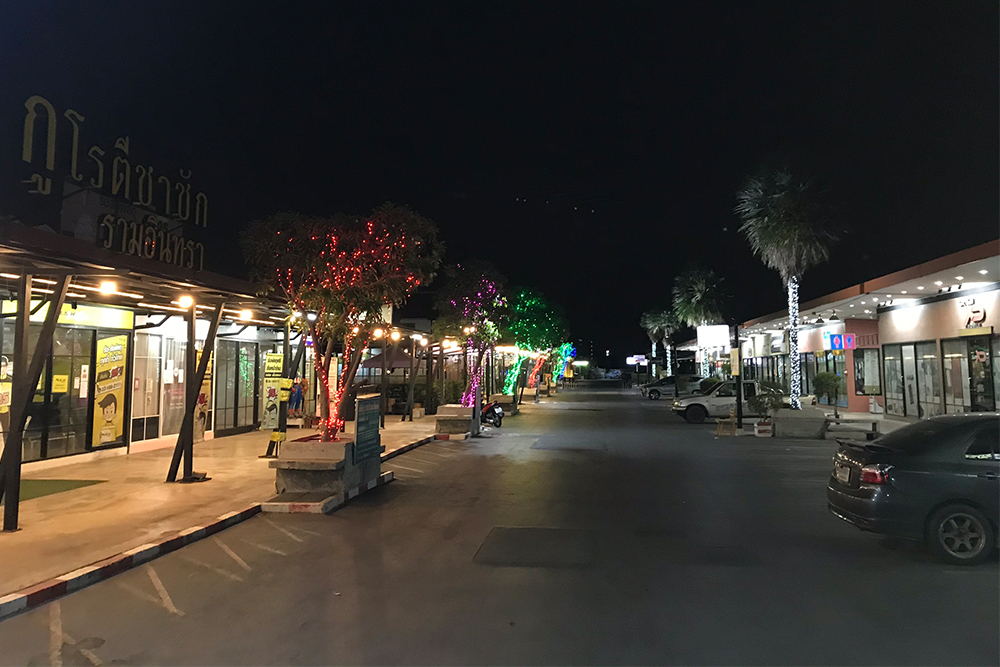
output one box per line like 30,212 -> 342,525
482,400 -> 504,427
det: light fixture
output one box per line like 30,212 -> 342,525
238,309 -> 252,321
979,269 -> 989,275
178,295 -> 194,309
292,311 -> 303,319
829,312 -> 840,321
815,317 -> 825,324
373,328 -> 384,339
412,333 -> 423,341
917,286 -> 924,290
305,312 -> 317,322
901,291 -> 907,294
99,281 -> 116,294
934,281 -> 943,286
955,276 -> 964,281
390,330 -> 401,341
864,309 -> 871,314
463,326 -> 471,334
419,338 -> 429,347
352,326 -> 360,334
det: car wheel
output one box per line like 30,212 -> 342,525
648,390 -> 660,400
684,405 -> 707,424
927,504 -> 995,565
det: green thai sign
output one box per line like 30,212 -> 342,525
353,395 -> 381,464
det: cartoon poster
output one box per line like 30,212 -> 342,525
0,355 -> 11,448
93,334 -> 128,448
194,349 -> 213,442
262,352 -> 283,429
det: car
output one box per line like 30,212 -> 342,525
640,375 -> 702,400
671,379 -> 774,423
827,414 -> 999,565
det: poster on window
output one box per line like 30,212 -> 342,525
0,355 -> 11,447
93,334 -> 128,448
262,352 -> 283,429
194,349 -> 213,442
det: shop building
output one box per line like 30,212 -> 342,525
740,240 -> 999,417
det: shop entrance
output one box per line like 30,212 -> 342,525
966,335 -> 996,412
214,339 -> 260,436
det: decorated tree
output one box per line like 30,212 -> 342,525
502,288 -> 568,394
241,205 -> 443,439
434,262 -> 508,406
672,268 -> 726,377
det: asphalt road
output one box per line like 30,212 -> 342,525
1,385 -> 997,666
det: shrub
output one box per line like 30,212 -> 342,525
700,375 -> 723,392
747,391 -> 784,422
813,372 -> 846,417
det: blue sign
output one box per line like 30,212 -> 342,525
822,331 -> 845,350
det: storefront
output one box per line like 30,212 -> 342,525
879,285 -> 999,418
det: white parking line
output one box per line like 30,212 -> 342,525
412,450 -> 453,459
179,554 -> 245,582
261,516 -> 304,543
146,565 -> 184,616
241,539 -> 287,556
388,463 -> 425,474
289,526 -> 322,537
213,537 -> 251,572
50,601 -> 62,667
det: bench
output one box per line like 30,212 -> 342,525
826,417 -> 880,441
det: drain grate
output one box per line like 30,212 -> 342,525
474,527 -> 597,568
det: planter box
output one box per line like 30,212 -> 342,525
754,422 -> 773,437
436,416 -> 472,434
437,404 -> 473,418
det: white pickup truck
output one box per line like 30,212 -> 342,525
671,380 -> 779,424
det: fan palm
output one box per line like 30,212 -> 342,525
735,167 -> 835,409
640,309 -> 679,376
672,269 -> 726,377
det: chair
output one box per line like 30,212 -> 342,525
716,408 -> 737,436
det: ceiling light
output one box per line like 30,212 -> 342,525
420,338 -> 429,346
934,281 -> 943,286
864,309 -> 871,314
178,295 -> 194,309
979,269 -> 989,275
901,291 -> 907,294
99,281 -> 116,294
849,304 -> 855,308
955,276 -> 964,281
238,309 -> 253,321
917,286 -> 924,290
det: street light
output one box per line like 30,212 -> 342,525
420,338 -> 428,347
390,330 -> 401,341
373,328 -> 384,339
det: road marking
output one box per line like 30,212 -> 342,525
59,630 -> 102,666
388,463 -> 425,474
145,565 -> 184,616
261,516 -> 304,542
179,554 -> 245,582
241,539 -> 288,556
50,601 -> 62,667
403,457 -> 439,467
289,526 -> 322,537
412,450 -> 452,459
213,537 -> 251,572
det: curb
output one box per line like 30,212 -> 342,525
381,435 -> 435,461
260,471 -> 395,514
0,505 -> 260,622
434,432 -> 471,441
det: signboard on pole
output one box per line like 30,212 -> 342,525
262,352 -> 283,429
353,394 -> 382,464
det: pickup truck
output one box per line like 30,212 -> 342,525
639,375 -> 703,400
671,379 -> 779,424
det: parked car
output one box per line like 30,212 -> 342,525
827,414 -> 999,565
671,379 -> 777,423
640,375 -> 702,400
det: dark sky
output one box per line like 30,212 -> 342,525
1,1 -> 997,364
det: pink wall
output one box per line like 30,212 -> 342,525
879,289 -> 999,344
844,318 -> 882,413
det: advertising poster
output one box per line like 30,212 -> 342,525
93,334 -> 128,448
0,355 -> 11,447
194,349 -> 213,442
262,352 -> 284,429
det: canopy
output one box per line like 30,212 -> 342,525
359,347 -> 419,370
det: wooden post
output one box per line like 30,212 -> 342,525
166,302 -> 224,483
1,274 -> 70,531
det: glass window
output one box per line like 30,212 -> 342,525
883,344 -> 905,416
715,382 -> 735,397
804,352 -> 815,394
162,338 -> 187,436
743,382 -> 757,398
853,349 -> 881,396
832,350 -> 848,408
965,423 -> 999,460
915,342 -> 943,418
942,339 -> 971,414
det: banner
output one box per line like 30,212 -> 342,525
262,352 -> 283,429
93,334 -> 128,448
194,349 -> 213,442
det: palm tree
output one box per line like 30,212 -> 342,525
640,309 -> 678,376
672,269 -> 726,377
735,167 -> 835,409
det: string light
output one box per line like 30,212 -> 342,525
788,276 -> 801,409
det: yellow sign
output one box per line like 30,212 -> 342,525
1,300 -> 134,330
52,374 -> 69,393
93,334 -> 128,447
262,352 -> 284,429
730,349 -> 740,375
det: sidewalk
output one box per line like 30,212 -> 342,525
1,416 -> 436,598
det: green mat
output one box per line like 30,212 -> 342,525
0,479 -> 106,503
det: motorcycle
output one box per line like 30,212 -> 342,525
481,400 -> 504,427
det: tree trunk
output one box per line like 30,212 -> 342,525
317,337 -> 334,440
787,275 -> 802,410
328,342 -> 365,440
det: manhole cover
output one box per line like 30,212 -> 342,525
474,527 -> 597,568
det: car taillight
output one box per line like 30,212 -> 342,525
860,464 -> 892,484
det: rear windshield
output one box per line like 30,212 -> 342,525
873,420 -> 955,453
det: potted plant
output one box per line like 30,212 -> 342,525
747,391 -> 784,437
813,372 -> 846,419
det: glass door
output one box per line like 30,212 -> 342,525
901,344 -> 919,417
883,344 -> 905,416
967,336 -> 996,412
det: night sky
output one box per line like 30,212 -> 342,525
1,1 -> 997,365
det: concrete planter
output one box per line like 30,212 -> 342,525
754,421 -> 773,437
435,416 -> 472,434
